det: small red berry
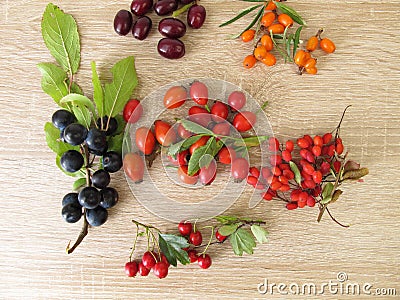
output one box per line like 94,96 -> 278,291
285,140 -> 294,152
178,221 -> 193,236
283,169 -> 294,180
142,251 -> 156,269
321,161 -> 331,175
297,138 -> 309,149
198,254 -> 212,269
307,195 -> 316,207
125,261 -> 138,277
312,170 -> 323,184
312,145 -> 322,157
249,166 -> 260,178
286,202 -> 298,210
262,192 -> 273,201
189,231 -> 202,246
153,261 -> 169,279
269,137 -> 280,151
187,250 -> 198,263
138,261 -> 150,276
333,161 -> 341,173
282,150 -> 292,162
270,154 -> 282,166
247,175 -> 258,186
336,143 -> 344,155
215,231 -> 227,242
313,135 -> 323,147
302,163 -> 315,176
323,133 -> 333,144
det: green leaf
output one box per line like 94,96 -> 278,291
274,1 -> 306,25
179,120 -> 214,136
250,225 -> 269,244
233,135 -> 269,147
69,81 -> 83,95
230,228 -> 256,256
168,135 -> 203,156
293,25 -> 303,58
218,224 -> 240,236
107,132 -> 124,155
289,161 -> 302,185
91,61 -> 105,118
321,182 -> 334,204
235,6 -> 264,39
41,3 -> 80,74
60,93 -> 96,115
113,115 -> 126,135
219,4 -> 262,27
104,56 -> 138,117
158,233 -> 190,267
37,63 -> 69,104
214,215 -> 239,225
44,122 -> 79,156
55,155 -> 85,177
187,137 -> 216,176
72,178 -> 86,191
72,104 -> 91,129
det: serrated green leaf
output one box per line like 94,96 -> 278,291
104,56 -> 138,117
230,228 -> 256,256
69,81 -> 83,95
230,231 -> 242,255
55,155 -> 85,177
214,215 -> 239,225
37,62 -> 69,105
158,233 -> 190,267
179,120 -> 214,136
44,122 -> 79,156
60,93 -> 96,116
107,132 -> 124,155
71,104 -> 91,129
41,3 -> 80,74
293,25 -> 303,58
321,182 -> 334,204
91,61 -> 105,118
219,4 -> 262,28
72,178 -> 86,191
289,161 -> 302,185
274,1 -> 306,25
168,135 -> 203,156
187,137 -> 216,176
218,224 -> 240,236
251,225 -> 269,243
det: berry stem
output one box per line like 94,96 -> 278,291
325,206 -> 350,228
200,226 -> 215,255
129,224 -> 140,262
172,1 -> 195,18
334,105 -> 352,139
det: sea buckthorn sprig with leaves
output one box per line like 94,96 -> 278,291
220,0 -> 336,74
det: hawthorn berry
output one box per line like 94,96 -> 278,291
215,231 -> 227,242
178,221 -> 192,236
138,261 -> 150,276
142,251 -> 156,269
198,254 -> 212,269
153,261 -> 169,279
125,261 -> 138,277
189,231 -> 202,246
187,250 -> 198,263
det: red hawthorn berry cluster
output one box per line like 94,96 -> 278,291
247,132 -> 345,210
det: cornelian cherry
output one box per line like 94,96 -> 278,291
231,158 -> 250,182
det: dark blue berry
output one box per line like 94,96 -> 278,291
62,204 -> 82,223
63,123 -> 88,146
52,109 -> 75,130
92,170 -> 111,189
78,187 -> 101,209
86,128 -> 107,152
62,192 -> 80,207
102,151 -> 123,173
60,150 -> 84,173
96,116 -> 118,136
100,187 -> 119,209
86,206 -> 108,226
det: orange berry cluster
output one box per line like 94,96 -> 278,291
294,29 -> 336,75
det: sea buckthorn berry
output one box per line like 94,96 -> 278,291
269,137 -> 280,151
261,12 -> 276,27
249,167 -> 260,178
247,175 -> 258,186
285,140 -> 294,152
323,133 -> 333,144
243,55 -> 257,69
312,170 -> 322,184
320,38 -> 336,53
313,135 -> 323,147
270,154 -> 282,166
306,67 -> 317,75
268,23 -> 285,34
306,36 -> 319,52
307,196 -> 316,207
282,150 -> 292,162
262,192 -> 273,201
241,29 -> 256,42
304,58 -> 317,69
336,143 -> 344,155
297,138 -> 309,149
303,163 -> 315,176
294,50 -> 308,67
261,52 -> 276,66
254,45 -> 268,61
261,34 -> 273,51
278,13 -> 293,28
312,145 -> 322,157
333,161 -> 341,173
283,169 -> 294,180
286,202 -> 298,210
265,0 -> 276,11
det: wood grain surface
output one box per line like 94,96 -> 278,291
0,0 -> 399,299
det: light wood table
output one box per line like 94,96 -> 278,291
0,0 -> 399,299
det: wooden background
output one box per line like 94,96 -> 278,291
0,0 -> 399,299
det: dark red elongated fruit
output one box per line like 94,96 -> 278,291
158,38 -> 185,59
114,10 -> 133,36
187,4 -> 206,29
123,153 -> 145,183
131,0 -> 153,16
132,16 -> 152,40
154,0 -> 178,16
158,18 -> 186,38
